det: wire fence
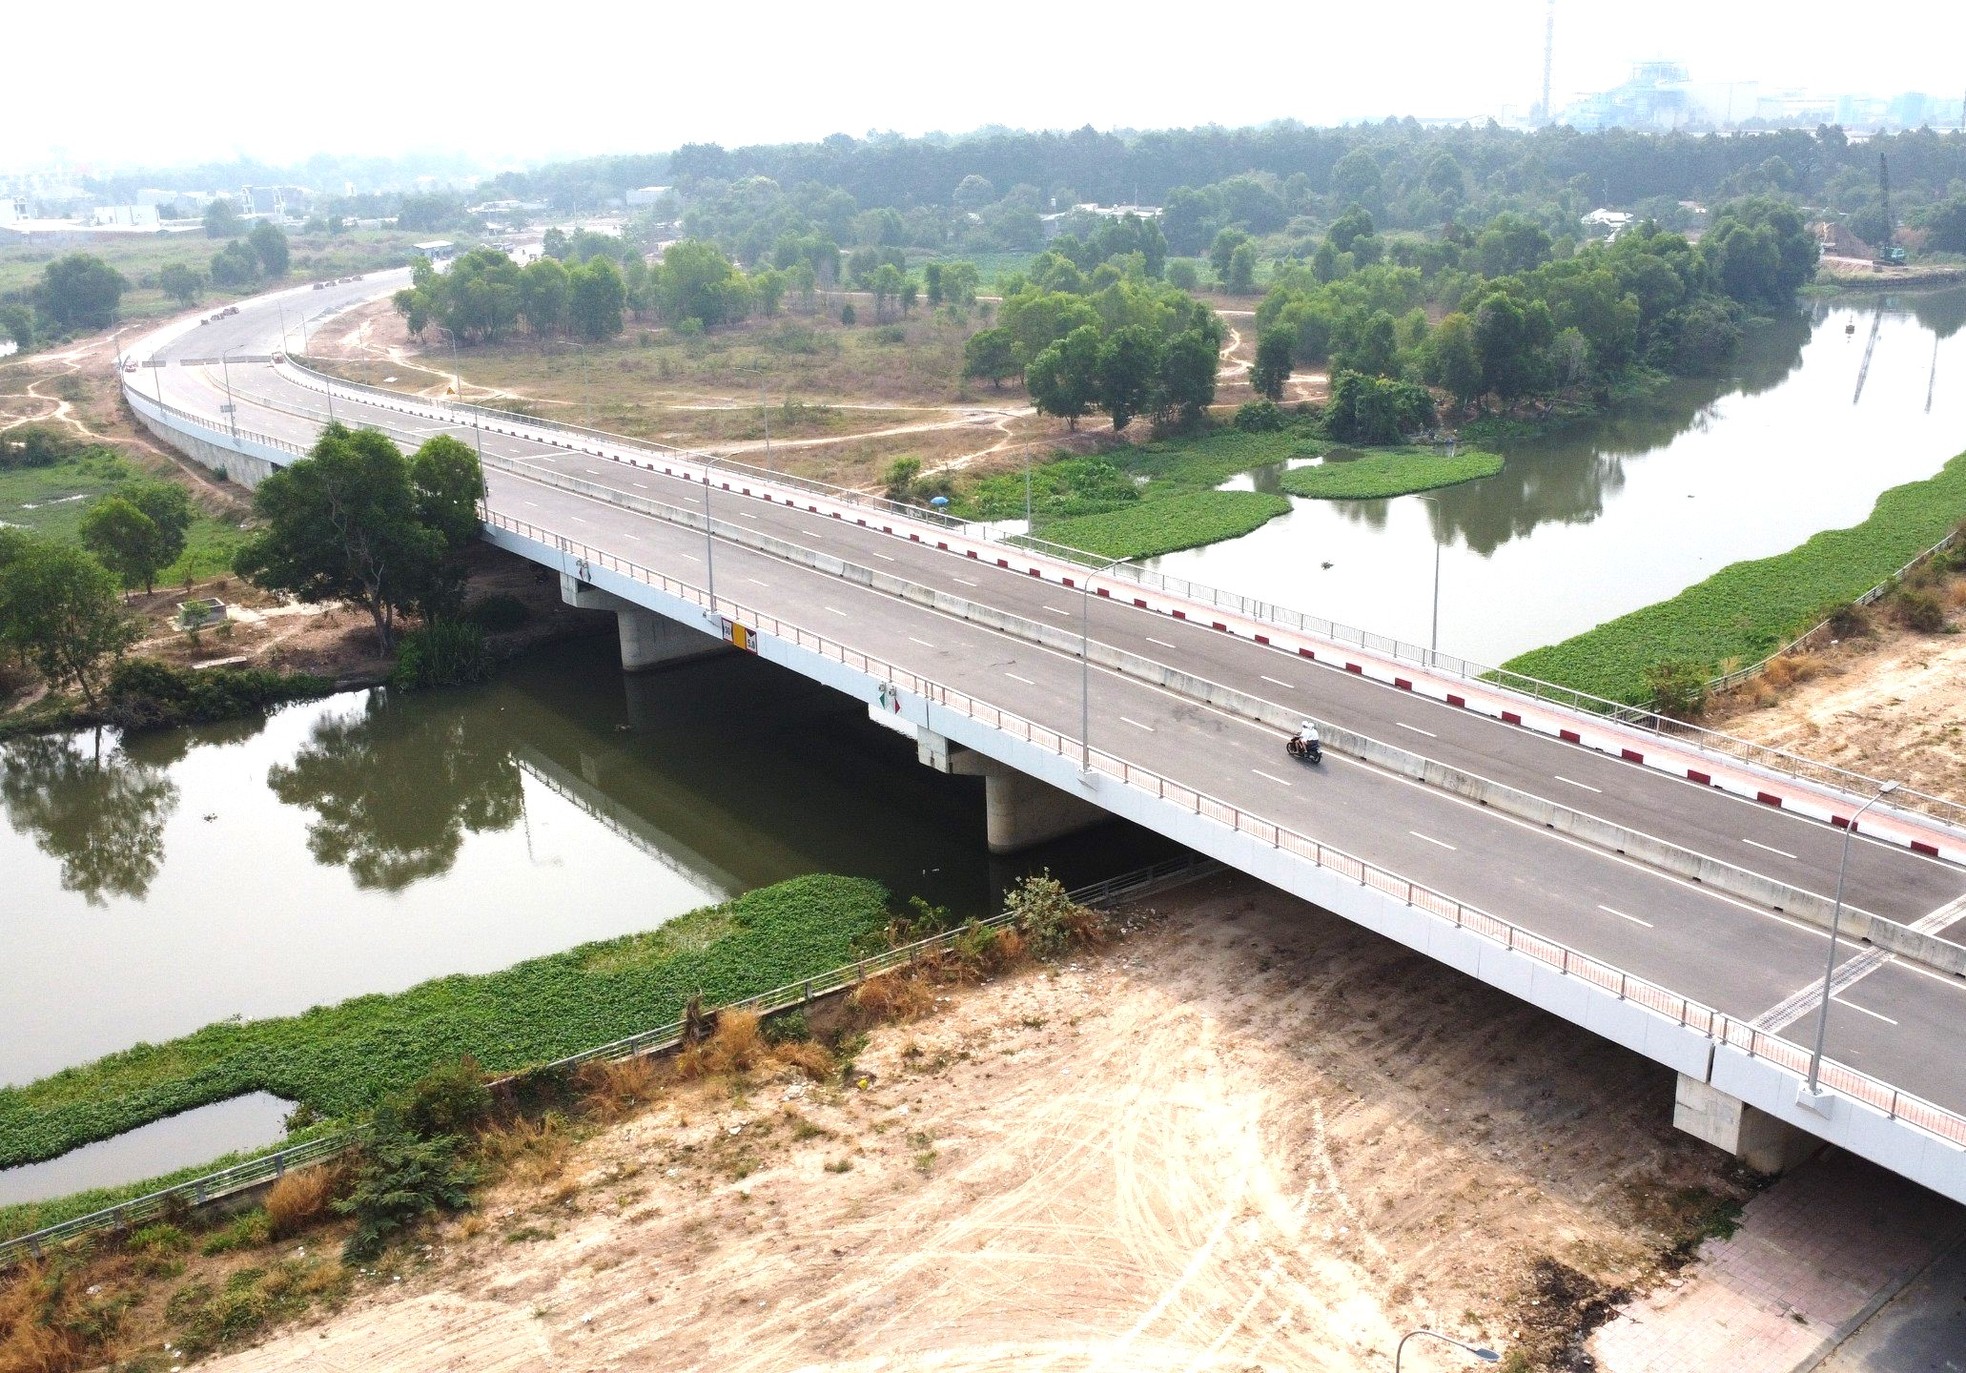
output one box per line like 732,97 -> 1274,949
0,857 -> 1215,1269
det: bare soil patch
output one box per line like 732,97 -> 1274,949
190,871 -> 1749,1372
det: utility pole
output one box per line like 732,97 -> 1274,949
219,348 -> 240,440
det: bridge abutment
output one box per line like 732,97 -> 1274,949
1674,1073 -> 1820,1175
559,574 -> 725,672
917,728 -> 1105,853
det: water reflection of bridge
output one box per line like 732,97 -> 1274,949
513,747 -> 745,899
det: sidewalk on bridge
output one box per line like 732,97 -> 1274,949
1590,1150 -> 1966,1373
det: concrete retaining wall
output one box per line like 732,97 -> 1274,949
126,391 -> 286,488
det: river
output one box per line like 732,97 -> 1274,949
1167,288 -> 1966,665
0,638 -> 1175,1093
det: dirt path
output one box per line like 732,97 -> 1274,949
205,873 -> 1747,1373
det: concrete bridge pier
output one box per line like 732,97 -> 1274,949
559,573 -> 725,672
916,728 -> 1105,853
1674,1074 -> 1820,1175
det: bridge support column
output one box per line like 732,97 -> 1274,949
1673,1074 -> 1819,1175
560,573 -> 724,672
917,728 -> 1105,854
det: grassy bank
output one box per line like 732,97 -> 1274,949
0,875 -> 890,1209
1033,490 -> 1290,559
1279,445 -> 1502,500
0,444 -> 244,584
1504,449 -> 1966,704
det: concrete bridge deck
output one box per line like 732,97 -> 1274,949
121,277 -> 1966,1202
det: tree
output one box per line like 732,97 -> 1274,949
1325,371 -> 1436,444
568,258 -> 626,340
248,221 -> 290,277
519,257 -> 571,336
209,241 -> 261,289
963,327 -> 1018,388
80,480 -> 190,594
1209,228 -> 1252,288
1025,325 -> 1103,429
1226,241 -> 1259,295
1423,312 -> 1483,408
1471,292 -> 1555,402
1156,328 -> 1218,426
1250,329 -> 1293,401
0,536 -> 137,706
656,239 -> 746,329
0,304 -> 35,352
939,260 -> 980,308
232,425 -> 449,650
158,263 -> 203,307
36,254 -> 126,331
1924,196 -> 1966,256
1097,325 -> 1160,432
202,199 -> 245,238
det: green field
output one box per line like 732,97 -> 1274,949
1279,446 -> 1503,500
0,447 -> 245,584
0,228 -> 431,329
0,874 -> 890,1218
1034,490 -> 1290,560
1504,450 -> 1966,704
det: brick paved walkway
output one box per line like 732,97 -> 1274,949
1592,1150 -> 1966,1373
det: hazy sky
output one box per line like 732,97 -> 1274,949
11,0 -> 1966,176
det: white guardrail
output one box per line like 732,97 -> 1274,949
252,356 -> 1966,837
491,505 -> 1966,1156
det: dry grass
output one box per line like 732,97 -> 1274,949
672,1010 -> 769,1081
476,1113 -> 577,1188
771,1041 -> 837,1083
575,1056 -> 664,1120
848,971 -> 936,1024
264,1165 -> 342,1240
0,1262 -> 87,1373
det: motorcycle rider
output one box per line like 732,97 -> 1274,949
1291,721 -> 1321,760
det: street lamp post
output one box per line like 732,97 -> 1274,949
1804,779 -> 1901,1098
1395,1330 -> 1500,1371
1080,555 -> 1126,773
219,347 -> 241,440
703,453 -> 719,614
1415,494 -> 1443,667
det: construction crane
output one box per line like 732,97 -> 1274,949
1876,154 -> 1907,267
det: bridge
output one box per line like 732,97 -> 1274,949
122,275 -> 1966,1203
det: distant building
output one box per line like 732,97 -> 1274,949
1581,208 -> 1634,238
624,186 -> 673,208
412,239 -> 457,262
0,196 -> 24,226
90,204 -> 160,230
241,185 -> 310,220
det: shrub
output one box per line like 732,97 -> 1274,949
1897,587 -> 1947,633
673,1009 -> 767,1080
574,1056 -> 661,1118
106,658 -> 328,730
398,1057 -> 493,1140
1826,601 -> 1872,639
0,425 -> 84,471
463,593 -> 530,633
390,619 -> 491,689
761,1010 -> 810,1045
334,1124 -> 478,1262
1643,658 -> 1709,719
772,1041 -> 836,1082
848,971 -> 934,1023
1006,871 -> 1107,958
198,1209 -> 269,1255
1233,399 -> 1287,433
264,1165 -> 340,1239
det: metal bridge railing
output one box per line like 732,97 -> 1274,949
487,506 -> 1966,1156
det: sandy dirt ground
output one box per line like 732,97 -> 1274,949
202,871 -> 1750,1373
1710,598 -> 1966,806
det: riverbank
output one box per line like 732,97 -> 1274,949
10,869 -> 1764,1373
0,875 -> 891,1238
1502,448 -> 1966,706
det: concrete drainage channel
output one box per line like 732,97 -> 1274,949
485,450 -> 1966,981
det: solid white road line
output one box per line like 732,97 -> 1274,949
1833,996 -> 1899,1025
1598,904 -> 1655,928
1744,837 -> 1799,860
951,575 -> 978,586
1121,717 -> 1155,732
1147,637 -> 1177,649
1555,775 -> 1602,794
1261,675 -> 1295,690
1398,722 -> 1438,738
1044,606 -> 1073,617
1005,672 -> 1036,685
677,553 -> 700,562
1409,830 -> 1458,851
872,552 -> 895,561
824,607 -> 848,617
745,578 -> 769,587
741,512 -> 759,520
908,636 -> 937,648
1251,768 -> 1293,787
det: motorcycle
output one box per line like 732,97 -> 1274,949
1285,735 -> 1322,765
